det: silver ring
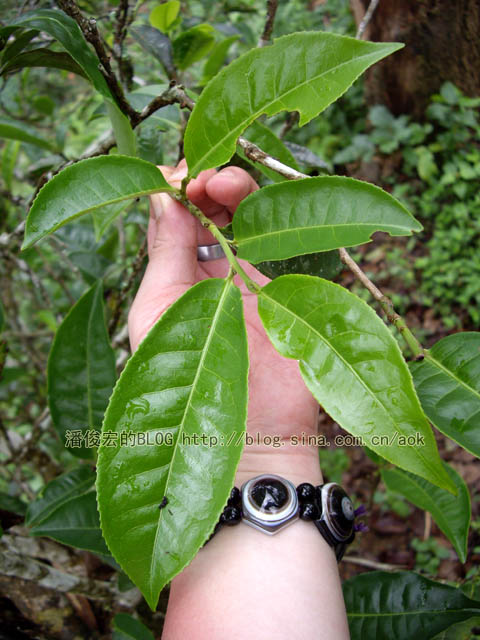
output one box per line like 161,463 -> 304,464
197,243 -> 225,261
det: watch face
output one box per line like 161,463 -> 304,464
241,474 -> 299,534
322,483 -> 355,542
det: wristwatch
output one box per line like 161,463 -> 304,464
209,474 -> 362,561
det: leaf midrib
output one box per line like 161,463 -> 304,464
148,279 -> 232,598
191,46 -> 394,174
236,220 -> 415,246
261,288 -> 442,483
425,352 -> 480,402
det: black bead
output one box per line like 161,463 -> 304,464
227,486 -> 241,506
300,502 -> 320,521
220,506 -> 242,525
297,483 -> 316,503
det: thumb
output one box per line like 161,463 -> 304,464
128,166 -> 198,351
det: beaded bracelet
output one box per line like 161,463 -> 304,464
206,474 -> 367,561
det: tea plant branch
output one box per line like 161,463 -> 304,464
57,0 -> 138,123
175,193 -> 261,294
156,87 -> 425,356
356,0 -> 380,40
258,0 -> 279,47
108,233 -> 148,336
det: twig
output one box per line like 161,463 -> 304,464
108,234 -> 148,336
57,0 -> 139,123
338,248 -> 424,357
356,0 -> 380,40
343,556 -> 406,571
238,137 -> 305,179
258,0 -> 279,47
423,511 -> 432,540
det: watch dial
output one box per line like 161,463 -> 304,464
325,485 -> 355,541
250,478 -> 289,513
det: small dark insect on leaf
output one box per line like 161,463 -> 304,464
159,496 -> 168,509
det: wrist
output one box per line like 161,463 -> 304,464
235,439 -> 323,487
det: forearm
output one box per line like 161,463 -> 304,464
161,444 -> 350,640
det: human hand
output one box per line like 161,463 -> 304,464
129,160 -> 322,485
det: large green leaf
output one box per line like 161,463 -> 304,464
9,10 -> 110,100
97,278 -> 248,610
47,281 -> 116,459
1,48 -> 87,78
237,120 -> 299,184
381,463 -> 470,562
258,275 -> 454,492
26,466 -> 96,526
344,571 -> 480,640
184,32 -> 403,177
410,333 -> 480,458
9,10 -> 135,155
233,176 -> 422,263
22,156 -> 173,248
30,490 -> 109,555
0,117 -> 54,150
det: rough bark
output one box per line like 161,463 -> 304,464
351,0 -> 480,117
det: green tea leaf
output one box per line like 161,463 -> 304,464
30,491 -> 109,555
47,281 -> 116,459
149,1 -> 180,33
381,463 -> 471,562
9,10 -> 110,100
113,613 -> 154,640
237,120 -> 299,183
97,278 -> 248,610
26,466 -> 96,526
1,48 -> 87,78
344,571 -> 480,640
9,10 -> 135,156
258,275 -> 454,492
23,156 -> 173,248
202,35 -> 239,83
173,24 -> 216,70
410,333 -> 480,458
0,117 -> 54,150
234,176 -> 422,263
1,29 -> 38,64
184,32 -> 403,177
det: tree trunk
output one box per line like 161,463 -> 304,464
351,0 -> 480,117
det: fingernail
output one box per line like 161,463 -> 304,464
151,193 -> 171,220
